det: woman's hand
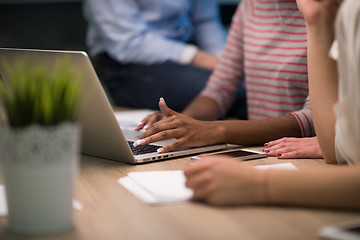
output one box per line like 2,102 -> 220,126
135,111 -> 167,131
184,156 -> 263,206
134,98 -> 225,153
296,0 -> 340,26
263,137 -> 323,159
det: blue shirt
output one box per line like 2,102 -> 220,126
84,0 -> 226,65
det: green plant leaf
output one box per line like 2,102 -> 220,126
0,56 -> 83,128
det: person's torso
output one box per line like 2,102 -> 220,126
241,0 -> 308,119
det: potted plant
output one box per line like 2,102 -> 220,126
0,57 -> 83,234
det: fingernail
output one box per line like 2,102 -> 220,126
276,154 -> 282,158
144,125 -> 149,130
160,97 -> 164,102
157,148 -> 164,153
264,143 -> 268,146
264,150 -> 270,153
133,139 -> 145,147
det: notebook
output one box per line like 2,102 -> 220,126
0,48 -> 228,164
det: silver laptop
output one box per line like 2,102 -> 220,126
0,48 -> 228,164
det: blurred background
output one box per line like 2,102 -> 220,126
0,0 -> 239,51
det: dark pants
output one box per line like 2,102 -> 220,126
94,53 -> 247,119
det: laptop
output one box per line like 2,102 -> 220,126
0,48 -> 228,164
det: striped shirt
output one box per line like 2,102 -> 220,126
200,0 -> 314,137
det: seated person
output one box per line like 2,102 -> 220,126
83,0 -> 226,111
136,0 -> 316,149
183,0 -> 360,207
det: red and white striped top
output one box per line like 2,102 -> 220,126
200,0 -> 314,137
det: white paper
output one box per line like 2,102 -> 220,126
118,163 -> 297,205
118,170 -> 193,204
0,185 -> 82,217
118,177 -> 161,204
114,109 -> 156,129
255,162 -> 298,170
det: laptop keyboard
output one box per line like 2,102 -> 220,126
127,141 -> 161,156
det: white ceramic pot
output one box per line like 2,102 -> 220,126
0,122 -> 80,234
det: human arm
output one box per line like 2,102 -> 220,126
135,98 -> 302,153
185,3 -> 245,120
183,0 -> 360,210
184,156 -> 360,208
191,51 -> 218,71
136,3 -> 241,129
262,97 -> 319,159
182,96 -> 222,120
296,0 -> 340,163
85,0 -> 216,68
135,94 -> 220,131
263,137 -> 323,159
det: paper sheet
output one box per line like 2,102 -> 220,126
119,170 -> 193,204
255,162 -> 298,170
118,163 -> 298,204
0,185 -> 82,217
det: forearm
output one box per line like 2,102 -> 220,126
268,166 -> 360,209
182,96 -> 222,120
191,51 -> 217,71
215,114 -> 302,145
306,18 -> 338,163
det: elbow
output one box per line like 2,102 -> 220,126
323,151 -> 338,164
324,157 -> 338,164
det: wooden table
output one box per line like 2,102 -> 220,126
1,148 -> 360,240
